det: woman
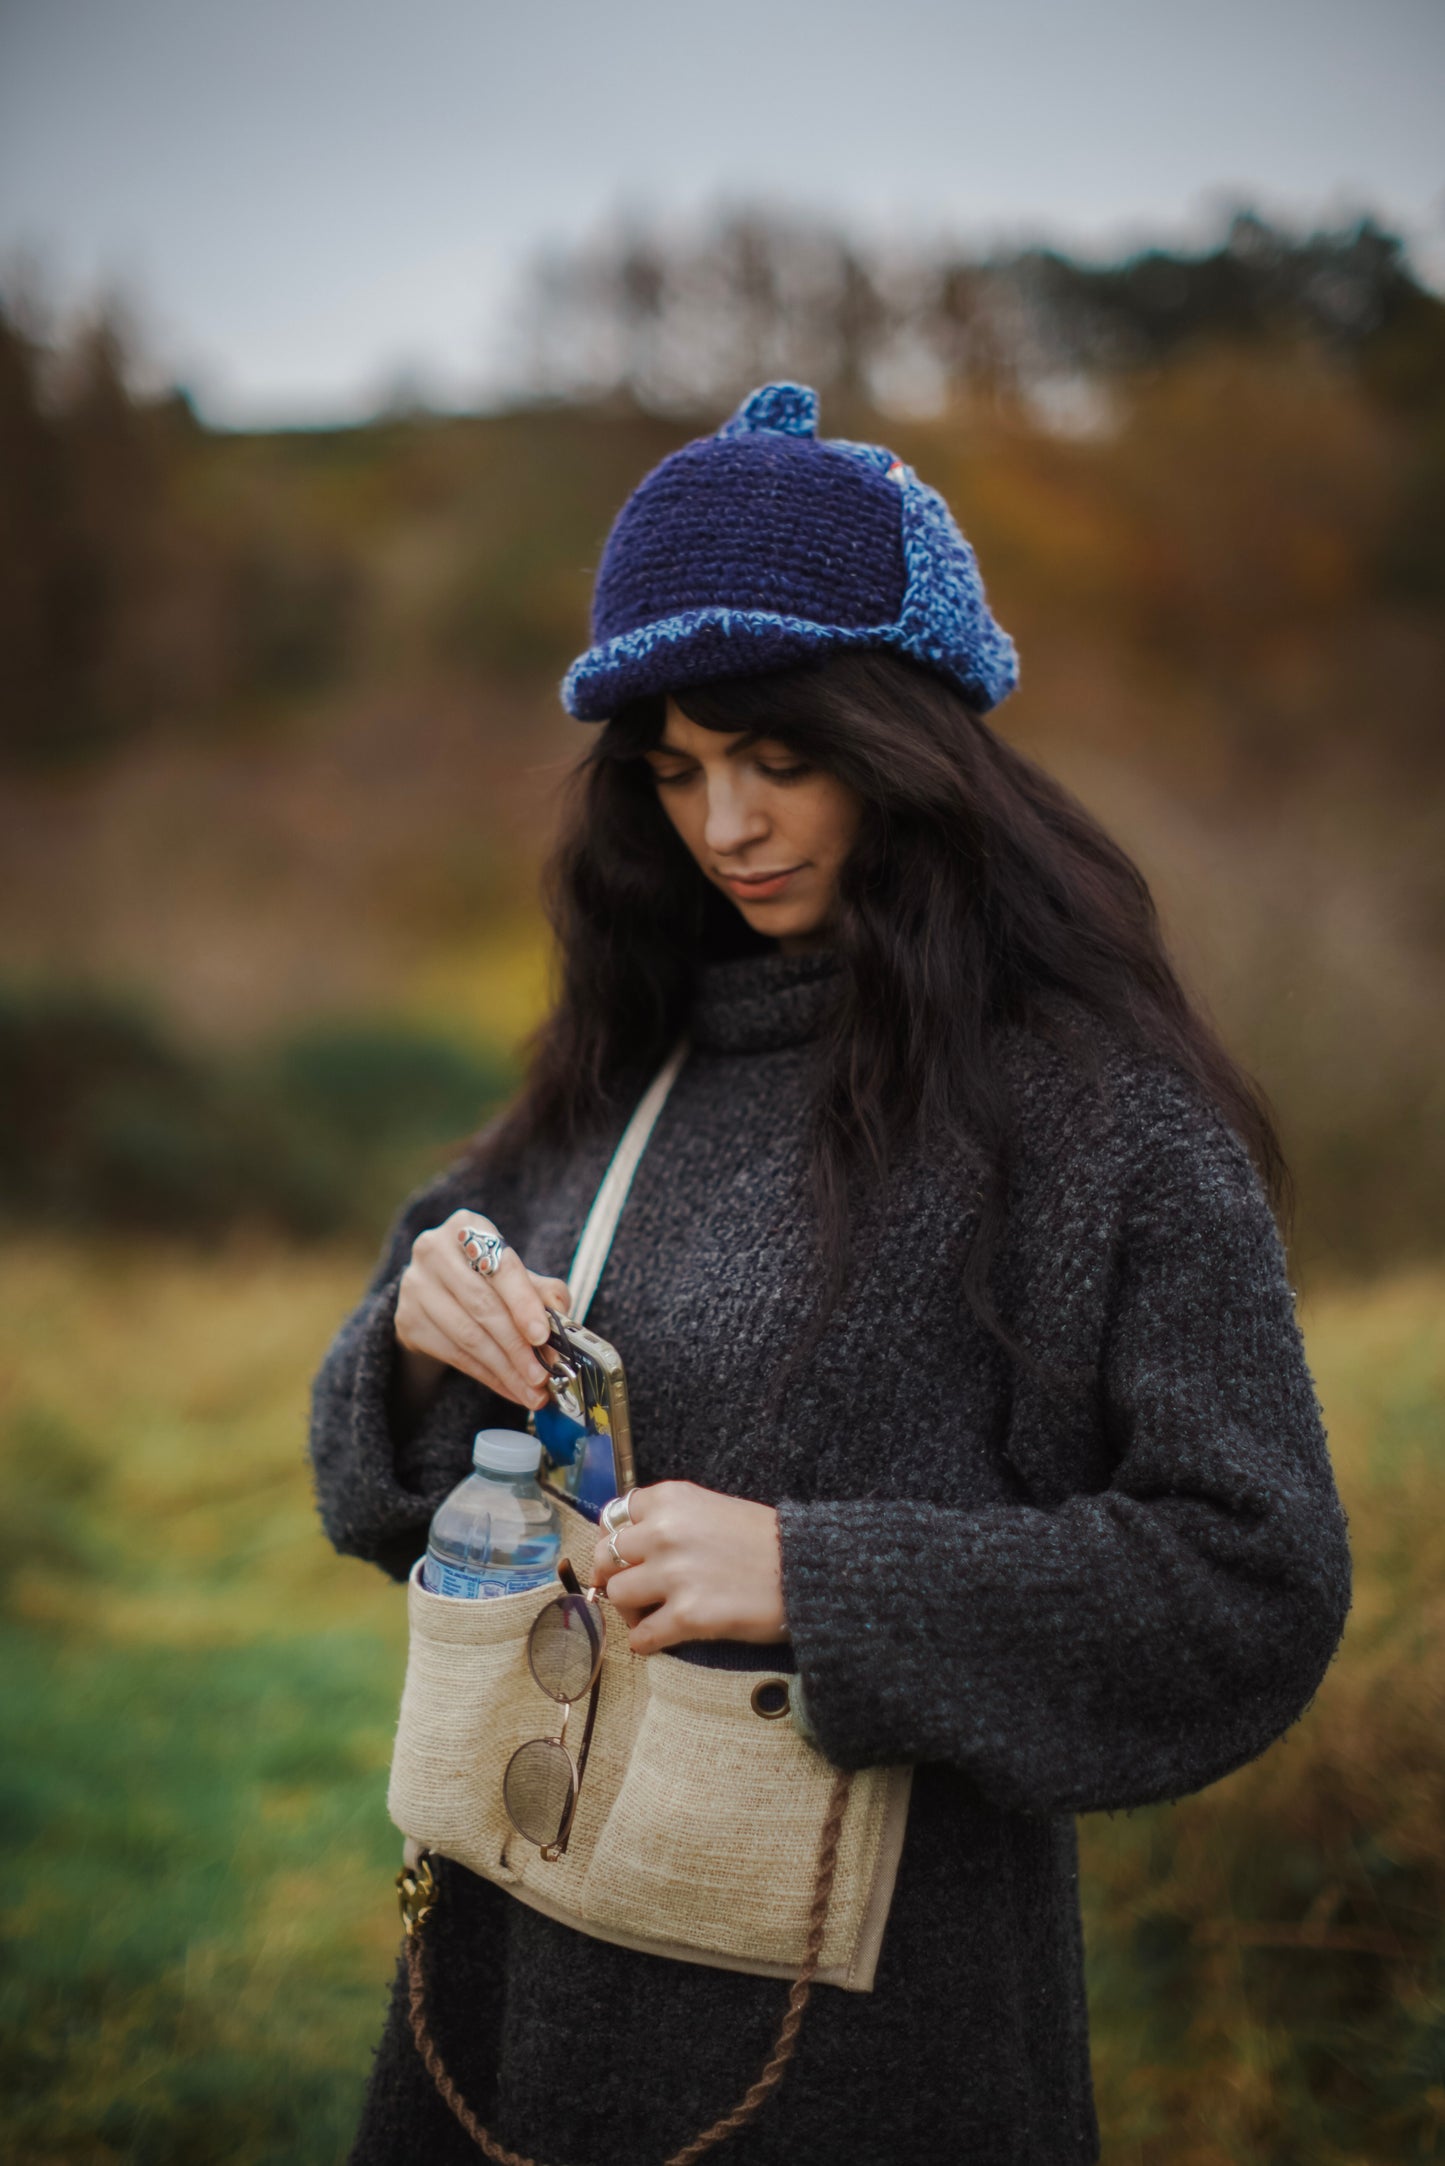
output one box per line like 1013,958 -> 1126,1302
311,381 -> 1351,2166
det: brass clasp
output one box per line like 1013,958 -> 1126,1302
396,1854 -> 438,1938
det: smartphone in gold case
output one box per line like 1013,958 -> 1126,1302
525,1308 -> 636,1522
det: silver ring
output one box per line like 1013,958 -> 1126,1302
458,1225 -> 507,1277
603,1531 -> 626,1571
600,1491 -> 636,1535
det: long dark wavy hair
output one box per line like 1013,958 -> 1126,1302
476,649 -> 1287,1379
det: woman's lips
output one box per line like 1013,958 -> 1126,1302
719,865 -> 804,901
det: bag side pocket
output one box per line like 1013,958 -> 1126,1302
387,1561 -> 553,1886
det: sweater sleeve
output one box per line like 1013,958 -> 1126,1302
775,1106 -> 1352,1816
307,1162 -> 518,1583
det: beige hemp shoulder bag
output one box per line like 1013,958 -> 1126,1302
387,1039 -> 913,1995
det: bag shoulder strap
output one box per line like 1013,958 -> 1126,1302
565,1037 -> 689,1323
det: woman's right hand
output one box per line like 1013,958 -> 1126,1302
394,1209 -> 572,1414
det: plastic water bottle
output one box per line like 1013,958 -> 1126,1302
422,1429 -> 561,1599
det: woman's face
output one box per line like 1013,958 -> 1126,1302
644,698 -> 863,953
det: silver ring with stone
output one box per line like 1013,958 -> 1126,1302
458,1225 -> 507,1277
600,1491 -> 637,1536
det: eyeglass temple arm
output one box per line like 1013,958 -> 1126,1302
547,1556 -> 604,1858
561,1665 -> 604,1835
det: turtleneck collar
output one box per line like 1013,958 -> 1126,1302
687,947 -> 843,1056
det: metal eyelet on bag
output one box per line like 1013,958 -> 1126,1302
751,1678 -> 791,1720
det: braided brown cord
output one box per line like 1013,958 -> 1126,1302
404,1769 -> 854,2166
406,1935 -> 541,2166
661,1769 -> 851,2166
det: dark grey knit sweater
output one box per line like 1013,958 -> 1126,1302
309,947 -> 1350,2166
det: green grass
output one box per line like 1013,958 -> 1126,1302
0,1242 -> 408,2166
0,1634 -> 396,2165
0,1241 -> 1441,2163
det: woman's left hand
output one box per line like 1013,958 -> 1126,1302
590,1481 -> 789,1654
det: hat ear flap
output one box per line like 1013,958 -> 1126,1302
719,381 -> 819,439
894,481 -> 1020,711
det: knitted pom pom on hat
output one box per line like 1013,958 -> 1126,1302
561,380 -> 1018,721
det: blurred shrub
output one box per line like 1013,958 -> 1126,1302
227,533 -> 361,698
0,986 -> 512,1241
0,985 -> 320,1231
269,1020 -> 513,1153
441,530 -> 591,678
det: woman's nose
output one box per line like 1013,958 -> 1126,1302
703,776 -> 769,856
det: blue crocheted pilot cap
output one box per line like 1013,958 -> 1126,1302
561,380 -> 1018,721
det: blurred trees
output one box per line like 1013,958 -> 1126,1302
517,203 -> 1445,632
3,204 -> 1441,772
0,202 -> 1442,1271
0,302 -> 168,761
2,209 -> 1441,2166
516,204 -> 1445,436
0,297 -> 359,764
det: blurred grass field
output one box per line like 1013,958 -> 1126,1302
4,220 -> 1443,2166
0,1241 -> 1440,2164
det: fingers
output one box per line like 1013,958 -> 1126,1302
406,1280 -> 538,1405
404,1211 -> 575,1404
587,1483 -> 787,1652
601,1564 -> 694,1659
622,1482 -> 663,1526
625,1606 -> 687,1658
591,1547 -> 676,1655
444,1215 -> 552,1345
467,1240 -> 553,1344
590,1540 -> 659,1603
588,1486 -> 664,1594
451,1254 -> 552,1391
528,1267 -> 574,1314
397,1208 -> 581,1417
588,1486 -> 679,1623
399,1275 -> 551,1409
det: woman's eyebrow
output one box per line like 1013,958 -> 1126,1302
651,729 -> 769,759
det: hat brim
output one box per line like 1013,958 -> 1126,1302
562,606 -> 908,722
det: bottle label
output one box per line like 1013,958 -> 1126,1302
425,1559 -> 553,1600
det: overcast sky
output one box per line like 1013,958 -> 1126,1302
1,0 -> 1440,425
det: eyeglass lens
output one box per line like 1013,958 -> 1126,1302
528,1592 -> 603,1702
504,1736 -> 578,1847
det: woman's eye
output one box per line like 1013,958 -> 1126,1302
648,766 -> 694,789
756,761 -> 812,783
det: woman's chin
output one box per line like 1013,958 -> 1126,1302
731,900 -> 832,950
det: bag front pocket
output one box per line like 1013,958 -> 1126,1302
387,1561 -> 556,1885
578,1653 -> 898,1979
387,1524 -> 913,1990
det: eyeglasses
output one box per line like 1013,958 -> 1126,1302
503,1560 -> 606,1862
